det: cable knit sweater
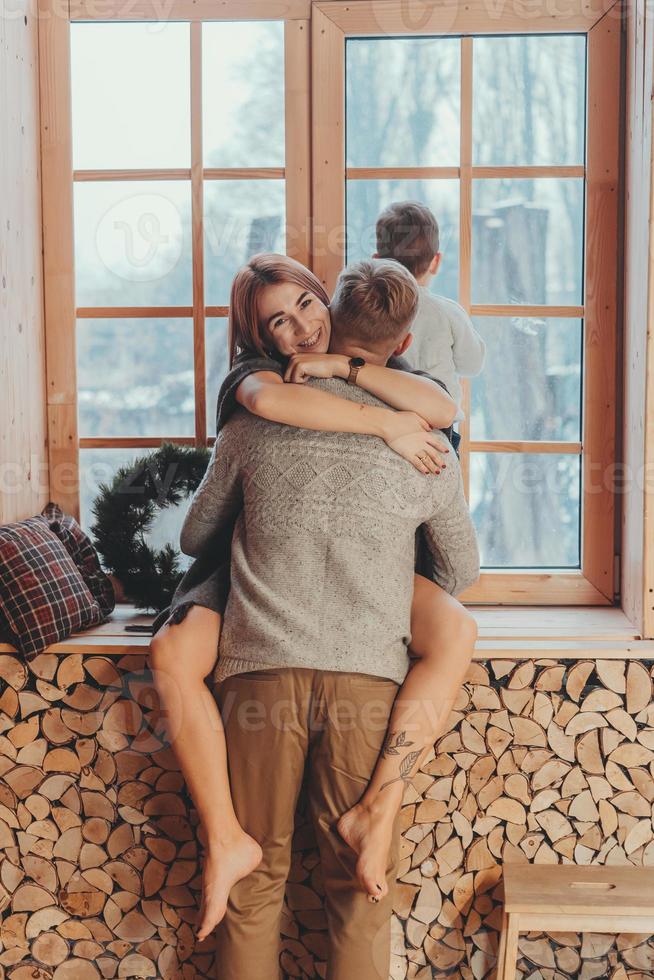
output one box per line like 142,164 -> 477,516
180,378 -> 480,685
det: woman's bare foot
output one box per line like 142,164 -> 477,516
196,832 -> 263,941
336,800 -> 397,902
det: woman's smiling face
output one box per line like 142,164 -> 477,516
257,281 -> 331,357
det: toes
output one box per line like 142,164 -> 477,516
371,879 -> 388,901
359,867 -> 384,900
367,882 -> 388,903
196,907 -> 224,939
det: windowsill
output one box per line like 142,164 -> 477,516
1,603 -> 653,659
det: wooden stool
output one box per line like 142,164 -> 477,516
496,864 -> 654,979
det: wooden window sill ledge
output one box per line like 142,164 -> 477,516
1,605 -> 653,659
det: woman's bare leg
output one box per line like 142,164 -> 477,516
337,575 -> 477,901
149,605 -> 262,940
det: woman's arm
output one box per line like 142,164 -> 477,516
284,354 -> 457,428
236,371 -> 448,474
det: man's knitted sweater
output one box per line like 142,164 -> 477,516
180,378 -> 480,686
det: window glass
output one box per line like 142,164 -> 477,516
473,35 -> 586,166
346,37 -> 460,168
71,23 -> 191,169
77,319 -> 194,438
472,179 -> 584,306
470,318 -> 582,441
204,180 -> 286,306
203,22 -> 285,168
74,181 -> 192,307
470,453 -> 581,567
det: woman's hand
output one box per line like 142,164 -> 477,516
284,353 -> 349,384
380,411 -> 450,474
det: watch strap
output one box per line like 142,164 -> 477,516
347,358 -> 365,385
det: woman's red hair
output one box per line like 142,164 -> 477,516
228,253 -> 331,366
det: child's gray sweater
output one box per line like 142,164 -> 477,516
180,378 -> 480,686
404,288 -> 486,421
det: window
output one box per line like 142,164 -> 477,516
42,0 -> 620,603
63,12 -> 308,528
313,3 -> 620,603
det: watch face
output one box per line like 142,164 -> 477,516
351,357 -> 366,367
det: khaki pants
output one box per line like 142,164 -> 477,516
214,667 -> 402,980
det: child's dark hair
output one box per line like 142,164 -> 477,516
376,201 -> 440,279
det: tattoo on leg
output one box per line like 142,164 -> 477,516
381,730 -> 415,758
379,748 -> 423,793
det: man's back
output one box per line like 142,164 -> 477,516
182,378 -> 479,685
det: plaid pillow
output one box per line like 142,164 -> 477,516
0,516 -> 102,659
41,502 -> 115,618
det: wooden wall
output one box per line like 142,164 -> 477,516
0,0 -> 49,525
622,0 -> 654,636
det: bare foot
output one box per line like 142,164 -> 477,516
336,801 -> 396,902
196,832 -> 263,941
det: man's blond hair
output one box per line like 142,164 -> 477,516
329,259 -> 419,350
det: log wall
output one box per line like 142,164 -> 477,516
1,653 -> 654,979
0,0 -> 49,524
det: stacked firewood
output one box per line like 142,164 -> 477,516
1,652 -> 653,978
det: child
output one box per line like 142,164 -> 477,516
149,254 -> 479,941
375,200 -> 486,450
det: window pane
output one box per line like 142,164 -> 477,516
74,181 -> 192,307
71,23 -> 190,170
204,180 -> 286,306
472,179 -> 584,306
346,180 -> 459,302
473,35 -> 586,166
77,319 -> 194,438
206,318 -> 230,437
470,453 -> 581,568
203,22 -> 285,168
346,37 -> 460,168
470,318 -> 582,441
80,448 -> 195,567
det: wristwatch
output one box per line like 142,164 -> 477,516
347,356 -> 366,385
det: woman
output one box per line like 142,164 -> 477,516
149,253 -> 477,942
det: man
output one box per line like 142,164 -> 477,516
182,259 -> 480,979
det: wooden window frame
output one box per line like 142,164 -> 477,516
312,0 -> 622,605
39,0 -> 621,608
